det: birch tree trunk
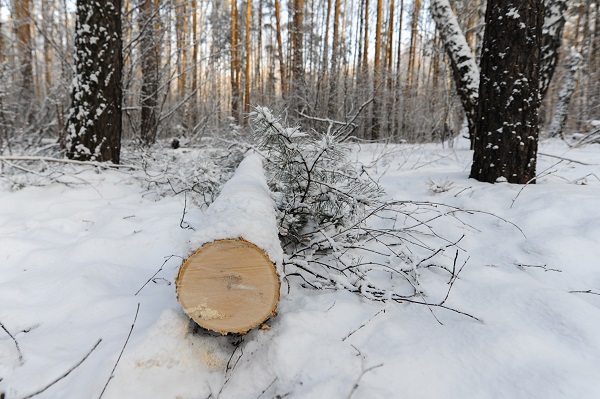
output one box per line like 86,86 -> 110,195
540,0 -> 568,99
430,0 -> 479,146
548,50 -> 582,138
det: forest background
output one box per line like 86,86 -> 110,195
0,0 -> 598,153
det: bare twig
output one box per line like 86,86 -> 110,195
219,340 -> 245,398
441,252 -> 470,304
257,378 -> 278,399
0,320 -> 24,365
571,126 -> 600,147
180,191 -> 195,230
225,339 -> 245,372
510,160 -> 563,209
135,255 -> 183,296
297,111 -> 356,128
569,290 -> 600,296
538,152 -> 593,165
98,303 -> 141,399
516,263 -> 562,273
342,309 -> 385,341
453,186 -> 473,197
347,345 -> 384,399
333,96 -> 376,141
20,339 -> 102,399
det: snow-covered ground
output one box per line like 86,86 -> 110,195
1,138 -> 599,399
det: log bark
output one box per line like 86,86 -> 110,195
176,153 -> 282,335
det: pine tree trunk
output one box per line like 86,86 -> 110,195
274,0 -> 287,98
470,0 -> 544,184
370,0 -> 383,139
14,0 -> 34,107
190,0 -> 199,127
139,0 -> 160,145
392,0 -> 404,137
67,0 -> 122,163
176,1 -> 188,99
291,0 -> 305,110
328,0 -> 341,116
231,0 -> 241,122
407,0 -> 421,88
0,20 -> 3,62
362,0 -> 369,76
255,0 -> 263,101
383,0 -> 395,136
41,0 -> 52,94
244,0 -> 252,117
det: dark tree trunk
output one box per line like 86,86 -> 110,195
139,0 -> 160,145
470,0 -> 544,184
67,0 -> 123,163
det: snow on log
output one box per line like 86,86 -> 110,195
176,153 -> 282,335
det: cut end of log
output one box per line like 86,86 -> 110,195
176,239 -> 280,335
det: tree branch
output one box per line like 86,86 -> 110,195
20,339 -> 102,399
0,320 -> 23,365
98,303 -> 140,399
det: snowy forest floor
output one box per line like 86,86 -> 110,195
1,137 -> 600,399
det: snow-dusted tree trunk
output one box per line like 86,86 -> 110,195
66,0 -> 123,163
548,49 -> 583,138
431,0 -> 567,147
471,0 -> 544,184
430,0 -> 479,145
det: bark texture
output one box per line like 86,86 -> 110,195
430,0 -> 479,146
231,0 -> 241,122
540,0 -> 568,98
470,0 -> 544,184
14,0 -> 34,109
67,0 -> 123,163
139,0 -> 160,145
548,49 -> 582,138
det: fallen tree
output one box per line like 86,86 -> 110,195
176,153 -> 282,335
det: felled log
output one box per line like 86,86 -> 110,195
176,153 -> 282,335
